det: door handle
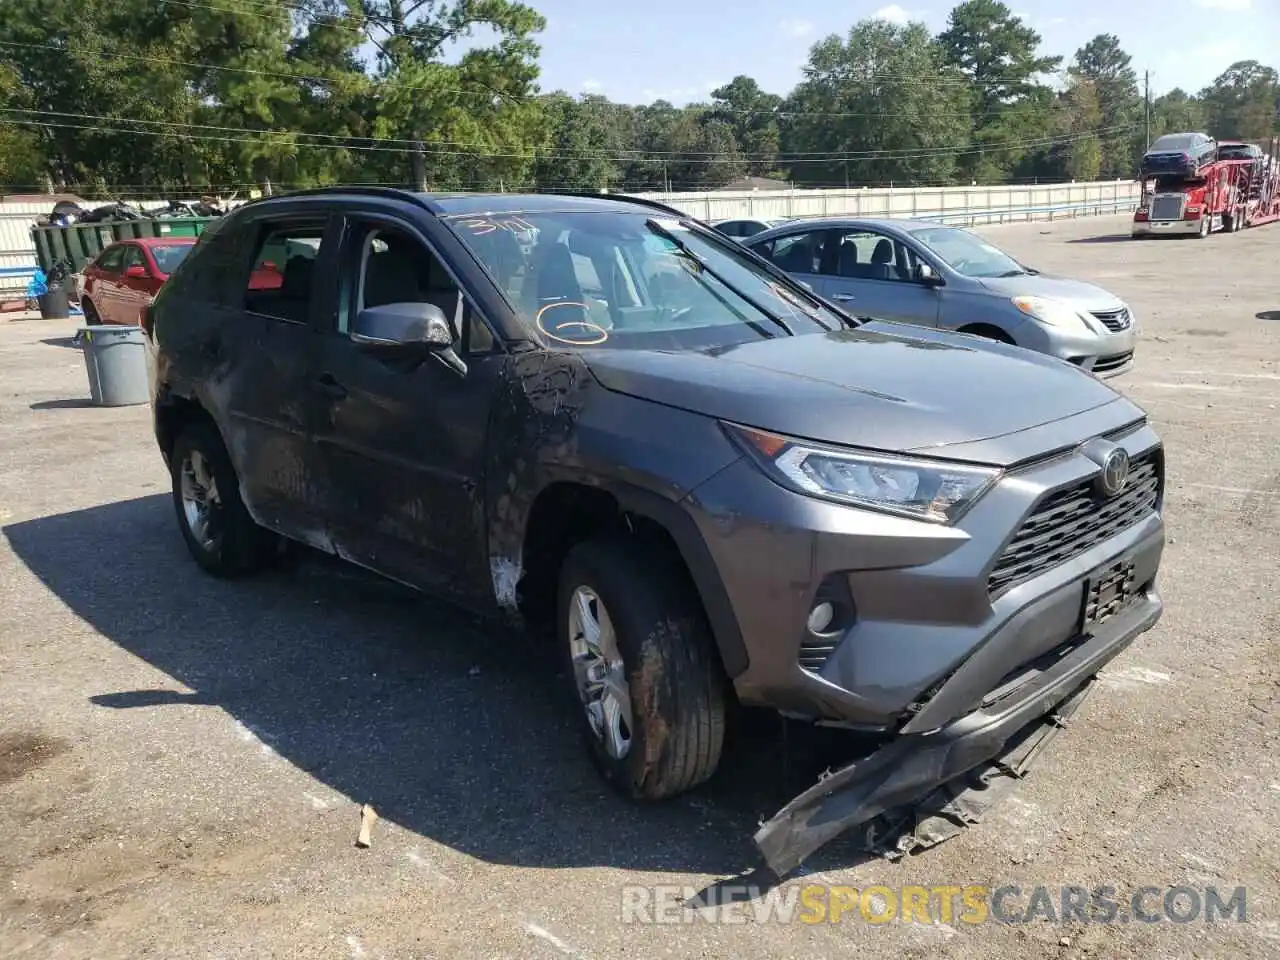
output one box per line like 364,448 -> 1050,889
831,294 -> 856,302
313,373 -> 348,400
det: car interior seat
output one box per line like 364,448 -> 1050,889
274,254 -> 316,322
526,239 -> 590,339
778,240 -> 816,274
837,241 -> 860,278
868,239 -> 898,280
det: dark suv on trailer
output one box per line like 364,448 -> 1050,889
146,187 -> 1165,871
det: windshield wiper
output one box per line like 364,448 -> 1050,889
645,219 -> 794,337
996,269 -> 1028,277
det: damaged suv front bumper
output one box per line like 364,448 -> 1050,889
754,585 -> 1162,875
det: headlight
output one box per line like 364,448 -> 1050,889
724,424 -> 1001,524
1012,295 -> 1094,332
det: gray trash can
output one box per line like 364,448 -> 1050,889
75,325 -> 149,406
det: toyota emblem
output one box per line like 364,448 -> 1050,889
1096,447 -> 1130,497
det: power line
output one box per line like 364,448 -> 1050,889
1,113 -> 1141,164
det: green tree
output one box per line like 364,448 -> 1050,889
534,93 -> 622,191
706,76 -> 783,178
1200,61 -> 1280,140
1150,88 -> 1207,139
784,20 -> 973,186
937,0 -> 1062,179
1070,34 -> 1141,177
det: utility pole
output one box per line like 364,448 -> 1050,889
1144,69 -> 1151,151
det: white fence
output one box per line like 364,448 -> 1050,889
1,180 -> 1141,295
629,179 -> 1141,225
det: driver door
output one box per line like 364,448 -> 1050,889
308,214 -> 505,604
818,229 -> 942,327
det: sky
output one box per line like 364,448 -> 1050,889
481,0 -> 1279,106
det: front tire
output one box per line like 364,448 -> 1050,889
170,420 -> 279,577
558,538 -> 727,801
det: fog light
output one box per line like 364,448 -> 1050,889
807,601 -> 835,634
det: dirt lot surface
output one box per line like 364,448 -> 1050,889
2,213 -> 1278,959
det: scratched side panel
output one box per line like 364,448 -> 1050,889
482,348 -> 742,610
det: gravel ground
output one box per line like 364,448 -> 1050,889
1,213 -> 1278,959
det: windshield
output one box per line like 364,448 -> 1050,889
446,210 -> 845,350
908,226 -> 1027,278
150,244 -> 193,274
1151,134 -> 1196,151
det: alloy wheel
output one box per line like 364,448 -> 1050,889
179,449 -> 222,550
567,585 -> 633,760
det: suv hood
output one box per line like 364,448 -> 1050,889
978,273 -> 1125,313
581,323 -> 1140,467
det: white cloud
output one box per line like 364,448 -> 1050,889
640,86 -> 704,104
581,79 -> 603,92
1194,0 -> 1250,8
778,19 -> 814,38
873,4 -> 913,25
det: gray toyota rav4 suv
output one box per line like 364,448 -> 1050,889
146,188 -> 1165,874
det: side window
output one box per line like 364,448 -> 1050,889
96,245 -> 126,274
349,225 -> 494,355
121,246 -> 146,273
244,221 -> 326,323
829,230 -> 909,282
754,230 -> 828,275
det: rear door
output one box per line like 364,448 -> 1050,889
818,228 -> 942,326
86,244 -> 127,323
746,227 -> 834,293
198,209 -> 339,539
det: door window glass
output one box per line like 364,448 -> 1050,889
95,245 -> 126,273
829,230 -> 910,282
749,230 -> 829,274
349,225 -> 494,354
121,245 -> 147,273
244,223 -> 326,322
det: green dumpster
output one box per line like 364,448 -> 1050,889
31,216 -> 217,274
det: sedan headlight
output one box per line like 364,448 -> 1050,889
1012,295 -> 1095,332
724,424 -> 1001,524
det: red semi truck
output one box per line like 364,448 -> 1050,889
1132,136 -> 1280,239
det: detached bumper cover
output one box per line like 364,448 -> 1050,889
753,588 -> 1161,876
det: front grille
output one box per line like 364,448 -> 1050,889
1090,307 -> 1132,332
1093,351 -> 1134,373
1149,195 -> 1184,221
987,449 -> 1161,599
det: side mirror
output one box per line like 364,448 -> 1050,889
125,265 -> 148,279
351,302 -> 466,375
914,262 -> 943,286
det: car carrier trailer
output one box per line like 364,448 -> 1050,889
1133,136 -> 1280,238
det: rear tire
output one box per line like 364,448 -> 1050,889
558,538 -> 727,801
170,419 -> 279,577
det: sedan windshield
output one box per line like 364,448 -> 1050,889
446,210 -> 845,351
908,226 -> 1028,279
150,244 -> 193,274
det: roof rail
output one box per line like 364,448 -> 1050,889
244,184 -> 442,213
546,190 -> 696,220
